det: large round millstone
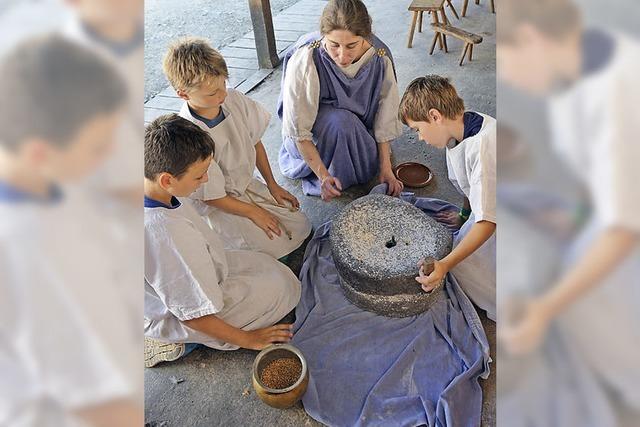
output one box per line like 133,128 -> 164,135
330,194 -> 453,317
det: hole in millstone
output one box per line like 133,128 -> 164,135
385,236 -> 397,248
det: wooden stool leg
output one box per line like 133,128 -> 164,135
432,11 -> 443,50
440,6 -> 450,24
459,43 -> 469,66
429,33 -> 439,55
446,0 -> 460,19
437,9 -> 448,52
490,0 -> 495,13
468,44 -> 473,61
418,11 -> 423,32
407,11 -> 418,48
462,0 -> 469,17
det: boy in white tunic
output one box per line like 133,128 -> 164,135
496,0 -> 640,410
162,37 -> 312,259
0,36 -> 142,425
144,114 -> 300,367
399,75 -> 497,320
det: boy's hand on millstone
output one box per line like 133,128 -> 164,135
434,209 -> 464,231
415,258 -> 448,292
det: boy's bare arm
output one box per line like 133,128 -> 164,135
441,220 -> 495,271
75,399 -> 143,427
255,141 -> 300,209
501,226 -> 637,355
206,194 -> 255,217
205,196 -> 281,238
537,226 -> 637,319
255,141 -> 277,186
183,314 -> 293,350
417,220 -> 496,290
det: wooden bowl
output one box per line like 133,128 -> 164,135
394,162 -> 433,188
252,344 -> 309,409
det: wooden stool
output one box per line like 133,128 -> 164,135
462,0 -> 495,16
430,23 -> 483,66
407,0 -> 459,49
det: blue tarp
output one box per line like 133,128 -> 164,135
292,191 -> 491,427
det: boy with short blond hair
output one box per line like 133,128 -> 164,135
162,37 -> 312,260
399,75 -> 496,320
144,114 -> 300,367
163,37 -> 229,89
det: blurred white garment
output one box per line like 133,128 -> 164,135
60,15 -> 144,374
497,207 -> 616,427
547,30 -> 640,409
0,188 -> 138,425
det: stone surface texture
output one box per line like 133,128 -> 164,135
330,194 -> 452,317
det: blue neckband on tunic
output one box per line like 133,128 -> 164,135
463,111 -> 484,139
144,195 -> 181,209
0,180 -> 62,204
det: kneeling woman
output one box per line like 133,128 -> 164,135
278,0 -> 403,201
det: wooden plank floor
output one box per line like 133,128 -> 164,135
145,0 -> 327,124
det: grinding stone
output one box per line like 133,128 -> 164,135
330,194 -> 453,317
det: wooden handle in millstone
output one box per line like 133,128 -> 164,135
421,257 -> 436,276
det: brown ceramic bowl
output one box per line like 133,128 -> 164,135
252,344 -> 309,409
394,162 -> 433,188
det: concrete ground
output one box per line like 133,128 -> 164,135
144,0 -> 496,425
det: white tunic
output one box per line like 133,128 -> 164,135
1,189 -> 139,425
547,31 -> 640,408
180,89 -> 312,259
281,43 -> 403,144
144,199 -> 301,350
446,113 -> 497,320
61,17 -> 145,354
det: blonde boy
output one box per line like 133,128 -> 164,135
399,75 -> 496,320
162,37 -> 312,259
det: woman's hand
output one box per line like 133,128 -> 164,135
320,175 -> 342,201
249,206 -> 282,239
434,209 -> 465,232
268,182 -> 300,210
499,298 -> 552,355
241,324 -> 294,350
415,258 -> 449,292
378,168 -> 403,197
